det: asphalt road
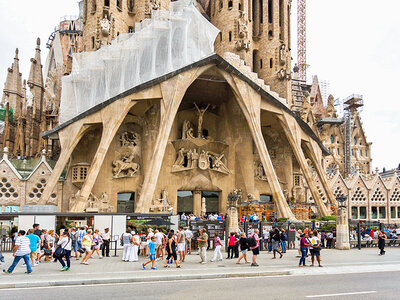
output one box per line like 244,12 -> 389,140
0,270 -> 396,300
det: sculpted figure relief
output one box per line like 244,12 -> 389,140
194,102 -> 210,138
120,131 -> 139,147
112,152 -> 140,178
254,161 -> 267,180
101,15 -> 111,36
182,120 -> 195,139
236,11 -> 250,51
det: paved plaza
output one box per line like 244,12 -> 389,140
1,248 -> 400,290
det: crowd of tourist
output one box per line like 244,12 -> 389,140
3,220 -> 398,274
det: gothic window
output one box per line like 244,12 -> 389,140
128,0 -> 135,13
390,188 -> 400,201
228,1 -> 233,9
326,163 -> 337,177
360,206 -> 367,219
371,187 -> 385,202
117,0 -> 122,10
351,207 -> 358,219
270,58 -> 273,68
268,30 -> 273,38
104,0 -> 110,7
330,135 -> 334,144
351,187 -> 366,202
259,0 -> 263,24
391,207 -> 396,218
92,36 -> 95,49
239,3 -> 242,10
353,137 -> 357,145
219,32 -> 222,42
379,207 -> 386,219
260,59 -> 263,69
229,31 -> 232,41
268,0 -> 273,23
279,0 -> 283,27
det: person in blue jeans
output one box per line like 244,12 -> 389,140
4,230 -> 32,274
298,233 -> 311,267
57,231 -> 72,271
280,229 -> 287,253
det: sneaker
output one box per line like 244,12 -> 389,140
200,261 -> 206,264
251,263 -> 259,267
34,262 -> 39,266
25,272 -> 32,274
3,270 -> 11,274
60,266 -> 68,271
151,267 -> 157,270
142,263 -> 146,270
210,260 -> 215,262
66,267 -> 70,271
99,256 -> 103,259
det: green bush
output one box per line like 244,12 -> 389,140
319,216 -> 336,222
320,222 -> 336,232
277,217 -> 288,223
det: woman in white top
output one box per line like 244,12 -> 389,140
120,229 -> 134,262
129,232 -> 140,262
80,229 -> 94,265
57,231 -> 72,271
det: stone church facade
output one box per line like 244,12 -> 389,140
0,0 -> 393,222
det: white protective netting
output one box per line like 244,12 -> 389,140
59,0 -> 219,124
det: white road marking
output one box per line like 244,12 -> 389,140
306,291 -> 376,298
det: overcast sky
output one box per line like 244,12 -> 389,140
0,0 -> 398,171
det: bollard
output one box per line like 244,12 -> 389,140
357,222 -> 361,250
113,240 -> 118,257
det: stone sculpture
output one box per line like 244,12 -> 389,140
120,131 -> 139,147
194,102 -> 210,138
254,161 -> 267,180
182,120 -> 195,139
101,15 -> 111,36
112,152 -> 140,177
173,148 -> 186,168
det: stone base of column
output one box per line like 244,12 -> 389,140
336,224 -> 350,250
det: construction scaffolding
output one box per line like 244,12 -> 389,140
297,0 -> 307,81
238,201 -> 277,221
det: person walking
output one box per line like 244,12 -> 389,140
76,227 -> 86,257
272,228 -> 283,259
211,232 -> 223,262
378,230 -> 387,256
227,232 -> 236,259
326,231 -> 333,248
163,231 -> 180,268
33,224 -> 44,263
121,229 -> 133,262
3,230 -> 32,274
177,227 -> 186,263
236,232 -> 250,264
91,229 -> 103,258
309,230 -> 322,267
154,229 -> 164,259
142,236 -> 157,270
198,228 -> 208,264
249,229 -> 261,266
80,229 -> 94,265
56,231 -> 72,271
320,231 -> 326,248
26,229 -> 41,267
298,233 -> 311,267
101,228 -> 111,257
69,228 -> 79,260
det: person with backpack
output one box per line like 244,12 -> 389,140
236,232 -> 250,264
272,228 -> 283,259
120,229 -> 133,262
280,229 -> 287,253
69,228 -> 78,260
248,229 -> 260,266
56,231 -> 72,271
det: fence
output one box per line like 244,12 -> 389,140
0,238 -> 13,252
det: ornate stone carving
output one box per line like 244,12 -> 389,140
182,120 -> 195,139
235,11 -> 250,51
112,152 -> 140,178
101,15 -> 111,36
254,160 -> 267,180
279,44 -> 287,66
194,102 -> 210,138
120,131 -> 139,147
172,148 -> 229,174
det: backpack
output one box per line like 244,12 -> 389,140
248,236 -> 257,247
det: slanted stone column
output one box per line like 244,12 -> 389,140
336,206 -> 350,250
193,190 -> 202,216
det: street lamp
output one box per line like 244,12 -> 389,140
336,195 -> 347,209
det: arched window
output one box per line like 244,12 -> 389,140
104,0 -> 110,7
353,137 -> 357,145
228,1 -> 233,9
330,135 -> 334,143
229,31 -> 232,41
268,0 -> 273,23
92,36 -> 95,49
219,0 -> 223,10
260,59 -> 263,69
117,0 -> 122,10
91,0 -> 97,13
128,0 -> 135,13
269,58 -> 273,68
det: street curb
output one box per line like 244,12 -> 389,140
0,271 -> 290,289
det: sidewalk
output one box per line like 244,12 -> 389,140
1,248 -> 400,289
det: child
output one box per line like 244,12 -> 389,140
211,232 -> 223,262
142,236 -> 157,270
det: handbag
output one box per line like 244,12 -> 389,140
53,238 -> 70,258
44,249 -> 52,256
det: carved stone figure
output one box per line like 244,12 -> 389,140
187,149 -> 193,168
192,149 -> 199,167
112,152 -> 140,177
254,161 -> 266,180
198,150 -> 208,170
99,192 -> 114,212
194,102 -> 210,138
236,11 -> 250,51
247,193 -> 256,202
279,44 -> 287,66
151,0 -> 161,10
120,131 -> 139,147
173,148 -> 186,168
211,153 -> 230,174
101,15 -> 111,36
182,120 -> 195,139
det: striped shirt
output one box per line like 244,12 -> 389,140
15,236 -> 31,256
77,230 -> 86,242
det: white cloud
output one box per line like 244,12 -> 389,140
0,0 -> 398,170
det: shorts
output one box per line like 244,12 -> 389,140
241,249 -> 248,255
251,247 -> 260,255
84,246 -> 91,253
310,249 -> 320,257
36,248 -> 41,254
72,243 -> 79,252
155,244 -> 162,250
149,254 -> 156,261
177,243 -> 185,252
166,251 -> 177,261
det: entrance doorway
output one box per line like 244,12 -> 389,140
117,192 -> 135,213
202,191 -> 219,214
177,191 -> 193,214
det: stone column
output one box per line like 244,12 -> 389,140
193,190 -> 201,216
336,206 -> 350,250
227,206 -> 239,234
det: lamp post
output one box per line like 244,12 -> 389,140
336,195 -> 350,250
227,192 -> 239,240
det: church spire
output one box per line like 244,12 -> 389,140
2,48 -> 23,116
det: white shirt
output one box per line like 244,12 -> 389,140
147,232 -> 154,242
185,229 -> 193,239
154,232 -> 163,245
102,232 -> 111,240
58,236 -> 72,251
15,236 -> 31,256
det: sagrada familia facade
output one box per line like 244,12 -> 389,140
0,0 -> 398,222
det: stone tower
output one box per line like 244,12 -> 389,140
26,38 -> 45,157
209,0 -> 292,105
